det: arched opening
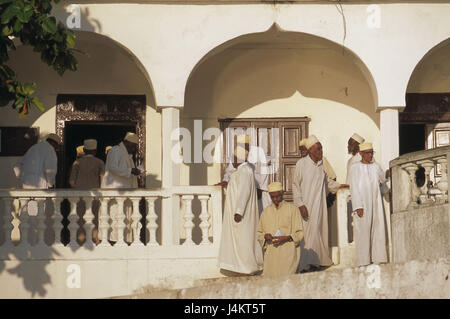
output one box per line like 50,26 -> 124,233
182,27 -> 379,188
401,37 -> 450,156
0,31 -> 161,189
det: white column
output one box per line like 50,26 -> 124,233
160,106 -> 181,246
380,107 -> 400,264
380,108 -> 400,171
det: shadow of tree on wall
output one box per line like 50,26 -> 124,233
0,3 -> 164,297
0,187 -> 159,298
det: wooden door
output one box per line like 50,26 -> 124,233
219,118 -> 310,202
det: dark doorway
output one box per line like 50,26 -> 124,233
59,121 -> 136,188
399,124 -> 426,156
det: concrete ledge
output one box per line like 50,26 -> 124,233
392,204 -> 450,263
122,258 -> 450,299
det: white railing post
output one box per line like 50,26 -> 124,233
181,195 -> 195,246
130,197 -> 143,246
83,197 -> 95,245
417,160 -> 435,204
2,198 -> 14,247
145,196 -> 159,246
437,157 -> 448,203
35,198 -> 46,246
98,197 -> 110,246
18,198 -> 31,246
115,197 -> 126,246
401,163 -> 420,208
198,195 -> 211,245
68,197 -> 80,247
52,197 -> 64,246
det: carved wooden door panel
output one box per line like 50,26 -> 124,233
279,120 -> 309,202
219,118 -> 310,202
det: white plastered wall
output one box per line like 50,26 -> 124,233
51,2 -> 450,109
0,32 -> 161,188
182,42 -> 380,186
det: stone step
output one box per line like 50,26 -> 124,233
114,258 -> 450,299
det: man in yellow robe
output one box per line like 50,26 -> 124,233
257,182 -> 303,277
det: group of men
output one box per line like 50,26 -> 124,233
218,133 -> 389,277
14,132 -> 142,190
13,132 -> 143,243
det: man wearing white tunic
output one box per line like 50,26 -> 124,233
257,182 -> 303,277
217,134 -> 272,212
299,138 -> 337,180
292,135 -> 347,272
13,133 -> 60,189
346,133 -> 365,184
102,132 -> 142,243
349,143 -> 388,267
218,146 -> 263,275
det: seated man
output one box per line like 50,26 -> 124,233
257,182 -> 304,277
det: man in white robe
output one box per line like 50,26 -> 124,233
217,134 -> 272,213
292,135 -> 347,272
218,146 -> 263,275
102,132 -> 142,243
345,133 -> 365,242
346,133 -> 365,184
349,142 -> 388,267
300,138 -> 337,181
257,182 -> 303,277
13,133 -> 60,189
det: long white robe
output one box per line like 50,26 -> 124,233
218,162 -> 263,274
101,142 -> 137,188
292,156 -> 340,270
346,153 -> 362,184
13,140 -> 57,189
322,157 -> 337,181
223,146 -> 272,212
101,142 -> 137,243
349,161 -> 388,267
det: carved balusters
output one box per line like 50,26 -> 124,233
35,198 -> 46,246
130,197 -> 143,246
417,160 -> 435,204
68,197 -> 80,247
98,197 -> 110,246
182,195 -> 195,245
52,197 -> 64,246
115,197 -> 126,245
18,198 -> 30,246
198,195 -> 211,245
401,163 -> 420,208
83,197 -> 95,245
2,198 -> 14,247
146,196 -> 159,246
436,157 -> 448,203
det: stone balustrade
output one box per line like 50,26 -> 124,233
390,145 -> 450,213
0,186 -> 222,260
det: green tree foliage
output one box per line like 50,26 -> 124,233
0,0 -> 79,116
